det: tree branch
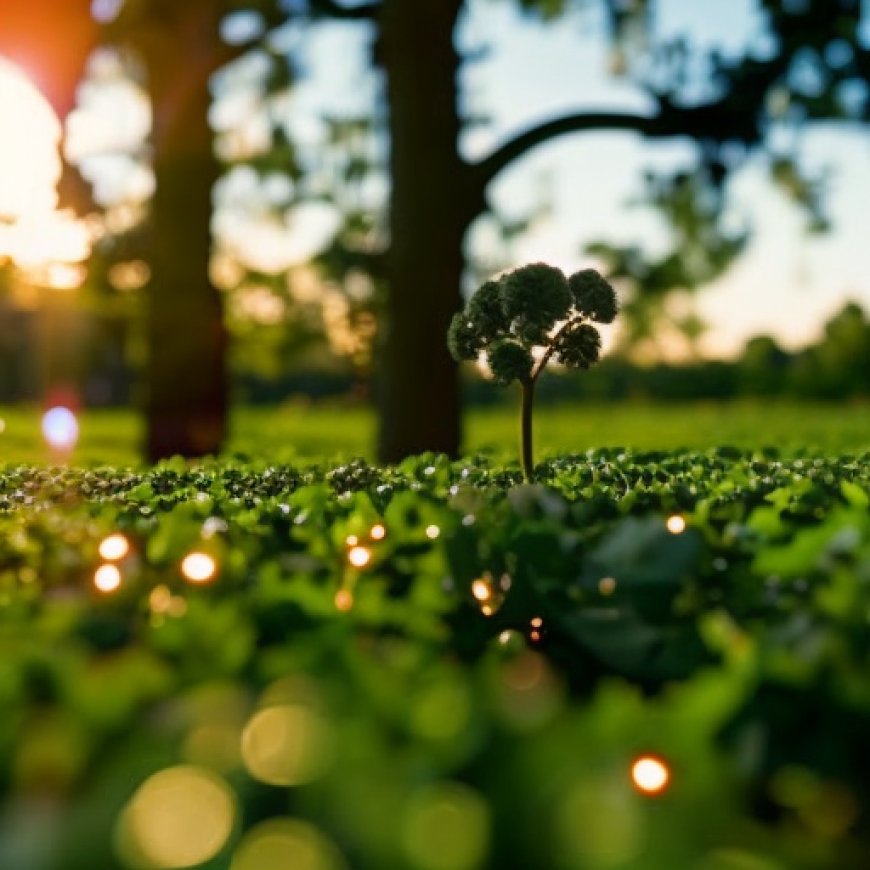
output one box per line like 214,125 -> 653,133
474,112 -> 665,191
471,96 -> 765,195
307,0 -> 380,20
531,314 -> 583,382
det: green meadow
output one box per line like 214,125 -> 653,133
2,400 -> 868,466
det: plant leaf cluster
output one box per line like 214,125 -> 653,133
448,263 -> 617,385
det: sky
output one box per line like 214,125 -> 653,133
1,0 -> 869,358
460,0 -> 870,356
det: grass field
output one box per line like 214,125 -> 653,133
1,399 -> 868,465
3,405 -> 870,867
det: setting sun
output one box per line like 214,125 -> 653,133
0,58 -> 61,220
0,58 -> 92,281
0,58 -> 90,290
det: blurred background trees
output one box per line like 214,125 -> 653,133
0,0 -> 869,459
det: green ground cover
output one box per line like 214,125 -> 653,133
1,445 -> 870,868
1,400 -> 868,465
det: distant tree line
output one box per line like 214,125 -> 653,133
227,298 -> 870,404
5,299 -> 867,407
483,301 -> 870,404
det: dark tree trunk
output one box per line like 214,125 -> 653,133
129,2 -> 228,461
377,0 -> 469,462
145,148 -> 226,460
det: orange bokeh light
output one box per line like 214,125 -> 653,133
0,1 -> 99,118
631,755 -> 670,796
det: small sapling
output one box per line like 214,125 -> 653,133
448,263 -> 617,480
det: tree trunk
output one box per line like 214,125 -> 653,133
130,2 -> 228,461
377,0 -> 468,462
145,149 -> 226,460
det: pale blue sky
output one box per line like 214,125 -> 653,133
280,0 -> 870,356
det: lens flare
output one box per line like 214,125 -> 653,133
334,588 -> 354,612
666,515 -> 686,535
117,766 -> 236,869
230,818 -> 346,870
241,705 -> 333,787
598,576 -> 617,595
471,579 -> 491,602
181,552 -> 217,584
631,755 -> 670,795
42,406 -> 78,451
94,563 -> 121,593
347,546 -> 371,569
99,533 -> 130,561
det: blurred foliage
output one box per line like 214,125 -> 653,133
461,300 -> 870,404
32,0 -> 868,453
588,169 -> 748,346
7,0 -> 870,429
6,294 -> 870,408
1,448 -> 870,866
133,0 -> 868,356
581,0 -> 869,339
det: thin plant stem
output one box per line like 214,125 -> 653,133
520,315 -> 587,481
520,379 -> 535,481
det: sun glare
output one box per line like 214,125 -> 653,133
0,57 -> 91,277
0,58 -> 61,220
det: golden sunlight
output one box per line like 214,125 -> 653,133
0,57 -> 91,280
0,58 -> 61,219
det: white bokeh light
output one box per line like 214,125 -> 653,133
42,406 -> 79,451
